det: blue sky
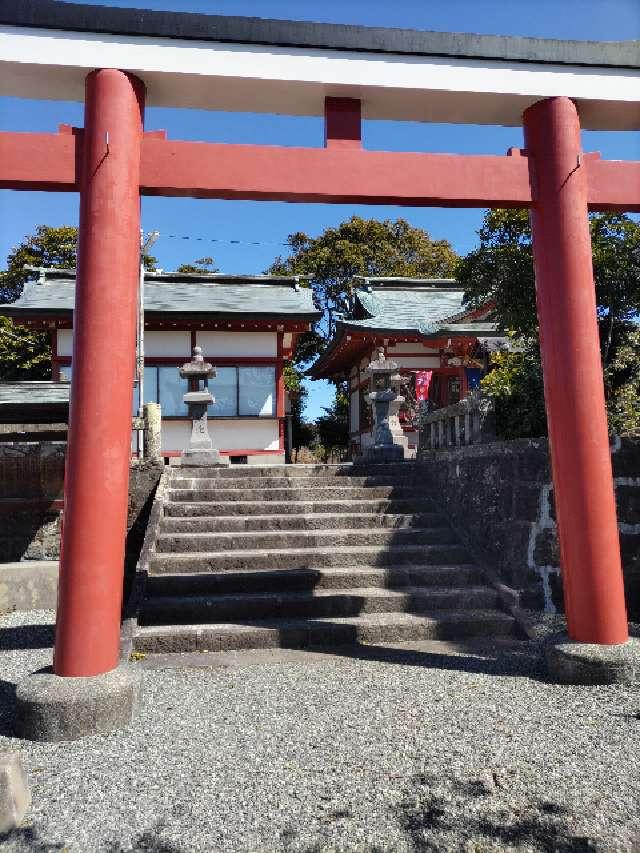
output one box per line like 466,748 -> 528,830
1,0 -> 639,418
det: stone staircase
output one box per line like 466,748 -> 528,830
133,464 -> 518,653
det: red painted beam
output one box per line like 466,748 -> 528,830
140,139 -> 533,207
587,157 -> 640,212
0,129 -> 639,210
0,131 -> 80,192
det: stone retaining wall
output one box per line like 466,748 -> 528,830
0,442 -> 65,561
0,442 -> 163,568
417,436 -> 640,617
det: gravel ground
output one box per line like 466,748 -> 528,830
1,610 -> 640,853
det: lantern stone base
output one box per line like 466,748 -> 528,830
178,449 -> 229,468
14,665 -> 142,742
544,632 -> 640,684
364,443 -> 406,463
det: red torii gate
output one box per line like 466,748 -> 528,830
1,47 -> 638,680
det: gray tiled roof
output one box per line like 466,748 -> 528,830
309,280 -> 500,378
351,286 -> 468,335
0,272 -> 320,320
0,382 -> 70,405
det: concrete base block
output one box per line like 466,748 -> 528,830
0,752 -> 31,833
545,631 -> 640,684
15,665 -> 142,742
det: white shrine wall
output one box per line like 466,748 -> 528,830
161,419 -> 280,455
58,328 -> 280,358
144,330 -> 191,356
196,331 -> 277,357
56,326 -> 285,460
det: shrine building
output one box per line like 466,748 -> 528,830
309,277 -> 501,459
1,268 -> 320,463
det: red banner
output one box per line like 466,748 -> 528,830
415,370 -> 432,402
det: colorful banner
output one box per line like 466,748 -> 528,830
415,370 -> 433,402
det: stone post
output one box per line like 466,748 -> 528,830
143,402 -> 162,461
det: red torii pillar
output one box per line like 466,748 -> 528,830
524,96 -> 628,645
53,69 -> 145,676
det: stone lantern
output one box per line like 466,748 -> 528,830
178,346 -> 228,467
363,346 -> 408,462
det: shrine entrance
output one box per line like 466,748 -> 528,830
1,3 -> 638,684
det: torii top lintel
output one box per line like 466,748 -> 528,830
0,0 -> 638,210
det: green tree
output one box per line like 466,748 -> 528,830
0,224 -> 159,381
283,364 -> 315,455
0,224 -> 78,305
456,209 -> 537,337
176,256 -> 218,274
314,386 -> 349,461
0,316 -> 52,381
0,225 -> 79,380
480,337 -> 547,440
458,209 -> 640,437
604,325 -> 640,435
268,215 -> 458,342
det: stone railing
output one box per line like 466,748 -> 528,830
419,391 -> 495,450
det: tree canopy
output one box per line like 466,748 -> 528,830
0,224 -> 160,381
314,388 -> 349,462
1,224 -> 79,305
458,209 -> 640,437
268,215 -> 458,344
175,256 -> 219,274
0,225 -> 79,380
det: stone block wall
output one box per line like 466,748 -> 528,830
0,442 -> 65,561
0,442 -> 163,571
417,436 -> 640,618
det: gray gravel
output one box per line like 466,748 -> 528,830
1,609 -> 640,852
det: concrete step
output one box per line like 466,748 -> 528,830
139,585 -> 501,625
168,463 -> 423,480
160,512 -> 447,533
170,475 -> 430,490
155,527 -> 456,553
144,565 -> 485,596
156,527 -> 457,554
167,485 -> 432,502
149,543 -> 470,574
134,609 -> 518,653
163,498 -> 436,517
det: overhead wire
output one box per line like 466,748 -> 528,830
162,233 -> 290,248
